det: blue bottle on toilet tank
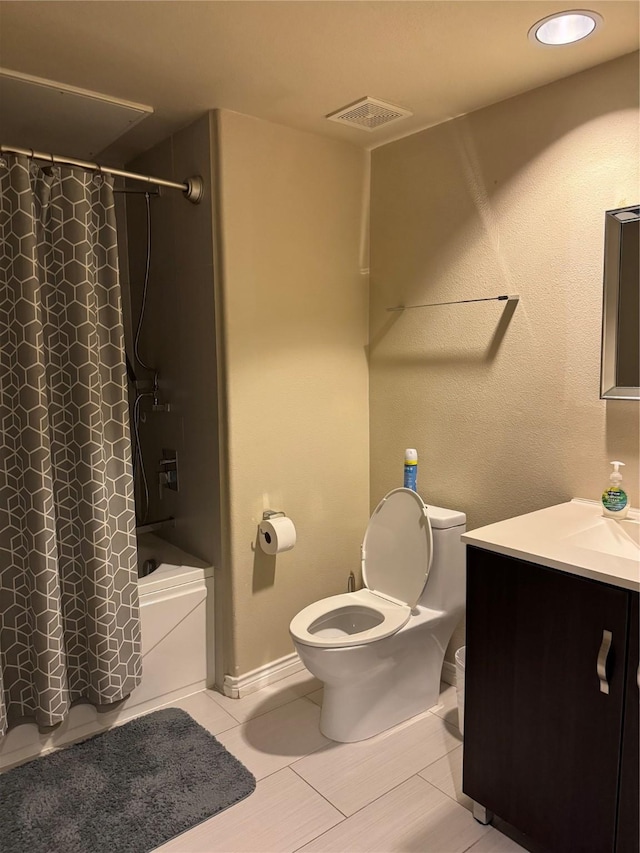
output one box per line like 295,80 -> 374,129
404,448 -> 418,491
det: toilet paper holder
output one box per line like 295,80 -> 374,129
258,510 -> 296,555
262,509 -> 286,521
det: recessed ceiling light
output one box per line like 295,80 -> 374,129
528,10 -> 603,46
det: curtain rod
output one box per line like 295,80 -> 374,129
0,144 -> 204,204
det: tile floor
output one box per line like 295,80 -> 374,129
152,672 -> 526,853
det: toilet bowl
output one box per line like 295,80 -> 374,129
290,487 -> 466,742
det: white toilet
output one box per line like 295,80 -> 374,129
289,487 -> 466,742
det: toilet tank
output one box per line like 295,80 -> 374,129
418,505 -> 466,613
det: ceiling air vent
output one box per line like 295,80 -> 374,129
326,97 -> 412,132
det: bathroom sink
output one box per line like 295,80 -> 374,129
463,499 -> 640,593
562,517 -> 640,560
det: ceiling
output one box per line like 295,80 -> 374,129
0,1 -> 638,165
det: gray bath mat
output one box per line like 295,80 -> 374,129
0,706 -> 256,853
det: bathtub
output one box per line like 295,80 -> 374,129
132,533 -> 214,707
0,533 -> 213,770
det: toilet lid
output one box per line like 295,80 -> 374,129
362,488 -> 433,608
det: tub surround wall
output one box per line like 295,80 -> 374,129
369,52 -> 640,660
214,110 -> 370,677
126,115 -> 221,569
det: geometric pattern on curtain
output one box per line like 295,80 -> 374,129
0,155 -> 141,737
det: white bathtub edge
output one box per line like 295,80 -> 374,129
138,562 -> 214,597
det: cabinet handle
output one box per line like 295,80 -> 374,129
597,630 -> 612,694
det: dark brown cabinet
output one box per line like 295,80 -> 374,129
463,545 -> 639,853
617,594 -> 639,853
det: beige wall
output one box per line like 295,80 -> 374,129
370,53 -> 640,657
215,110 -> 369,676
123,53 -> 638,682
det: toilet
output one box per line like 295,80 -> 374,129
289,487 -> 466,742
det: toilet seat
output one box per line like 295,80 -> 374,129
289,589 -> 412,648
290,488 -> 433,649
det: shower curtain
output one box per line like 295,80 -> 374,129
0,154 -> 141,736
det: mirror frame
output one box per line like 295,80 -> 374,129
600,204 -> 640,401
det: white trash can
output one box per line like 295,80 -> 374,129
455,646 -> 466,735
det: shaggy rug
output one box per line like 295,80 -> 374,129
0,707 -> 256,853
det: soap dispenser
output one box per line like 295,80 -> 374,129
602,461 -> 629,519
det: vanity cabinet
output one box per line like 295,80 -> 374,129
463,545 -> 639,853
617,595 -> 639,853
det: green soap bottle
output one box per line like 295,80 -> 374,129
602,461 -> 629,519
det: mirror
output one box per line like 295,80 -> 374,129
600,205 -> 639,400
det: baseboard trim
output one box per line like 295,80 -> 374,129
442,660 -> 457,686
223,652 -> 304,698
223,653 -> 457,698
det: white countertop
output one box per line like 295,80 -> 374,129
462,499 -> 640,593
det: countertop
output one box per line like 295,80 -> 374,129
462,499 -> 640,593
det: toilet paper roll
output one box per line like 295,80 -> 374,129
258,516 -> 296,555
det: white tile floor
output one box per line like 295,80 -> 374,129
154,673 -> 527,853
